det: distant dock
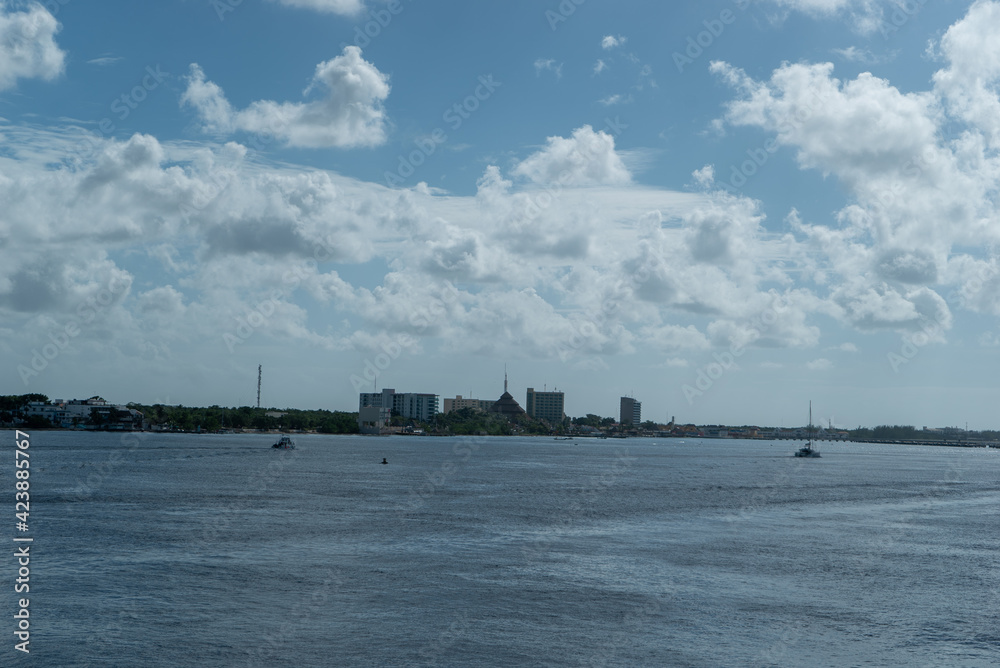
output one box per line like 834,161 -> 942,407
764,434 -> 996,449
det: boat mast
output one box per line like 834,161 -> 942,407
808,400 -> 812,445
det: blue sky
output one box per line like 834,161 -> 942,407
3,0 -> 1000,429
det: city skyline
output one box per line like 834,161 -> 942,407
8,380 -> 989,433
4,1 -> 1000,429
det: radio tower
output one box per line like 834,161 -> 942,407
256,365 -> 262,409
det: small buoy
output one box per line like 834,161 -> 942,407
381,458 -> 388,465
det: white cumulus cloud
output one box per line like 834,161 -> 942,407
933,0 -> 1000,149
181,46 -> 390,149
514,125 -> 631,187
0,3 -> 65,91
711,14 -> 1000,335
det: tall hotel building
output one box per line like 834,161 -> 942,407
525,388 -> 565,423
620,397 -> 641,426
359,388 -> 439,422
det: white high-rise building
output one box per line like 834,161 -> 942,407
359,388 -> 439,422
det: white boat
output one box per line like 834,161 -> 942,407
794,402 -> 820,458
272,435 -> 295,449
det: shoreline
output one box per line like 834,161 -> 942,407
4,427 -> 996,449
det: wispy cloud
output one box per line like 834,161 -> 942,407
833,45 -> 893,64
268,0 -> 365,16
534,58 -> 563,79
599,94 -> 632,106
87,55 -> 123,66
601,34 -> 627,50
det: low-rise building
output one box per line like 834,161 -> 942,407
442,395 -> 495,414
25,396 -> 143,429
358,406 -> 391,435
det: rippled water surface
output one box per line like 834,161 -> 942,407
4,431 -> 1000,666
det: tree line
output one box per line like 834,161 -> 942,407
0,394 -> 50,428
848,424 -> 1000,441
128,404 -> 360,434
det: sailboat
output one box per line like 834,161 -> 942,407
794,401 -> 821,458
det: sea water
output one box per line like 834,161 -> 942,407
3,431 -> 1000,667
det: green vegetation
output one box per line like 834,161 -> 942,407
388,408 -> 571,436
848,424 -> 1000,442
0,394 -> 49,410
572,414 -> 616,428
0,394 -> 48,424
430,407 -> 516,435
127,404 -> 359,434
22,415 -> 54,429
88,406 -> 131,428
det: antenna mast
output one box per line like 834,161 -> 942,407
257,365 -> 262,409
